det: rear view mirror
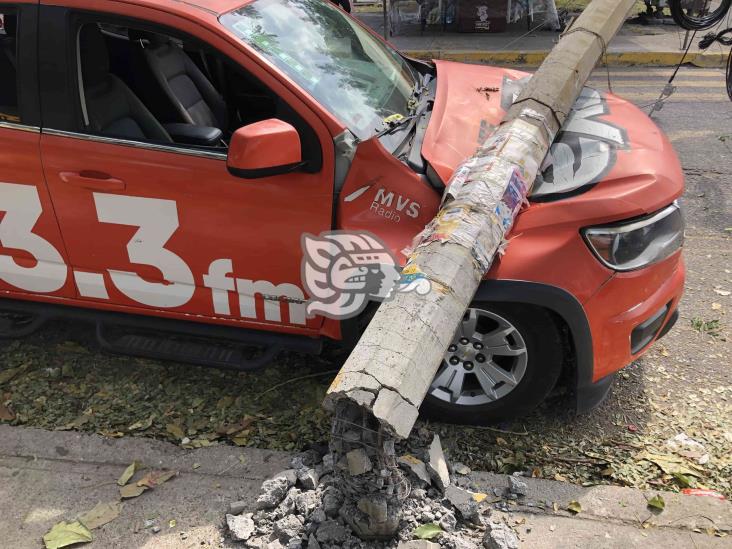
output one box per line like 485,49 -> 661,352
227,119 -> 303,178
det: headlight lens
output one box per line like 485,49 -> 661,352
583,202 -> 684,271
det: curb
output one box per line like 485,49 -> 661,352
403,49 -> 728,68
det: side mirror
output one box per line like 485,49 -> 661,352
227,119 -> 303,178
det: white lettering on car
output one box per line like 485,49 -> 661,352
0,189 -> 311,325
501,76 -> 628,198
343,184 -> 422,222
202,258 -> 307,325
371,187 -> 421,221
0,182 -> 68,293
235,279 -> 307,325
94,193 -> 195,308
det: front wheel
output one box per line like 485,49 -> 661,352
421,303 -> 564,425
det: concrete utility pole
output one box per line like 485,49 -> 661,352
325,0 -> 637,538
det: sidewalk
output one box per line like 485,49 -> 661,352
1,426 -> 729,548
355,12 -> 729,67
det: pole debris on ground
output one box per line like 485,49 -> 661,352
323,0 -> 637,539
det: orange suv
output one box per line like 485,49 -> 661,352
0,0 -> 684,423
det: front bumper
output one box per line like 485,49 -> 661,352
583,251 -> 685,382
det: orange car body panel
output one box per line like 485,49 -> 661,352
0,0 -> 685,387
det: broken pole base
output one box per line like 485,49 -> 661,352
330,401 -> 409,540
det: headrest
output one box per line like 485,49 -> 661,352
79,24 -> 109,87
147,32 -> 170,49
3,14 -> 17,37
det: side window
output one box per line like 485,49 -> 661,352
73,19 -> 321,170
0,9 -> 19,123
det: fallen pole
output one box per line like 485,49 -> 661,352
324,0 -> 637,538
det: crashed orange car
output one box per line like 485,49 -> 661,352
0,0 -> 684,423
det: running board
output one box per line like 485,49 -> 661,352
0,298 -> 322,371
95,323 -> 282,370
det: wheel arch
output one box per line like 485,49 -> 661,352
474,280 -> 602,412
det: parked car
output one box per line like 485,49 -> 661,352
0,0 -> 684,424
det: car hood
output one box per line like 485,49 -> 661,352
421,60 -> 683,209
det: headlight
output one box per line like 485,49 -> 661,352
583,202 -> 684,271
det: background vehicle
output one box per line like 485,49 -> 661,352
0,0 -> 684,424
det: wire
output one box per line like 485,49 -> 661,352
648,30 -> 698,116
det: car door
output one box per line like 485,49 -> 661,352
0,2 -> 75,300
37,5 -> 335,334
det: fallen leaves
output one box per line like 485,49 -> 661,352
78,501 -> 122,530
646,494 -> 665,511
637,451 -> 703,477
42,459 -> 173,547
137,469 -> 177,489
119,484 -> 147,499
117,461 -> 141,486
57,412 -> 93,431
0,363 -> 29,386
413,523 -> 443,539
0,397 -> 15,421
116,460 -> 177,499
43,521 -> 93,549
128,415 -> 155,432
166,423 -> 185,439
567,501 -> 582,514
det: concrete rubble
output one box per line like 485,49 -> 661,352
507,476 -> 528,498
226,432 -> 522,548
226,513 -> 256,542
482,522 -> 520,549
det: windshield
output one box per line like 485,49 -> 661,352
220,0 -> 417,140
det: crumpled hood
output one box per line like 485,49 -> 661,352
422,61 -> 526,182
421,60 -> 683,208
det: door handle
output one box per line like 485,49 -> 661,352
59,171 -> 126,191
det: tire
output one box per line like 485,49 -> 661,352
421,303 -> 564,425
670,0 -> 731,30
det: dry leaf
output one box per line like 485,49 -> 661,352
117,461 -> 141,486
567,501 -> 582,514
78,501 -> 122,530
57,413 -> 92,431
43,520 -> 93,549
137,470 -> 177,488
638,452 -> 702,477
413,523 -> 443,539
0,401 -> 15,421
128,415 -> 155,432
0,364 -> 29,386
119,484 -> 147,499
166,423 -> 185,439
647,494 -> 665,511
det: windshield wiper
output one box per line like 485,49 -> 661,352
374,113 -> 419,138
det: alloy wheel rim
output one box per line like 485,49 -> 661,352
428,308 -> 529,406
